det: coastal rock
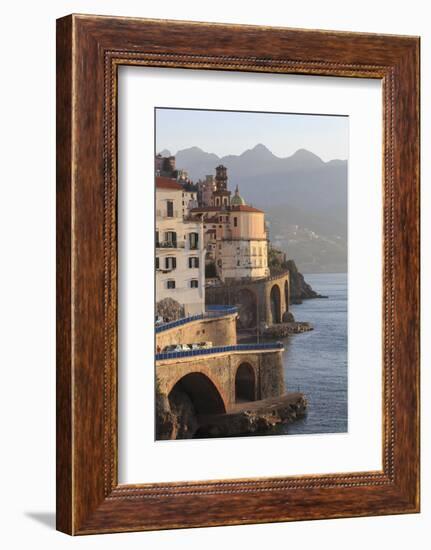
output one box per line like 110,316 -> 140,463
268,249 -> 325,304
155,391 -> 178,440
168,387 -> 199,439
198,395 -> 308,438
286,259 -> 326,303
282,311 -> 295,323
156,389 -> 308,440
262,322 -> 313,338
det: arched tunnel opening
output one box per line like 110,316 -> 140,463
284,279 -> 290,312
235,363 -> 256,402
168,373 -> 226,439
270,284 -> 281,324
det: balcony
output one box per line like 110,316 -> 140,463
156,241 -> 185,249
156,209 -> 181,219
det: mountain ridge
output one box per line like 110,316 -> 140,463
167,144 -> 347,168
158,144 -> 348,273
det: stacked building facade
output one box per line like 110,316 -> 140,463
155,153 -> 288,327
155,176 -> 205,316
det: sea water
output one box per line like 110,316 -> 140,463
278,272 -> 348,435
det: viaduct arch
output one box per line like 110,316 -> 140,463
168,372 -> 226,415
270,284 -> 281,324
284,279 -> 290,311
235,363 -> 256,402
205,270 -> 290,328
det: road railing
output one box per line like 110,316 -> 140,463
155,341 -> 283,361
155,305 -> 238,334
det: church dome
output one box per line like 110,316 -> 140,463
231,185 -> 246,206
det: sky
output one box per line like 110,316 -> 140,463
156,108 -> 349,162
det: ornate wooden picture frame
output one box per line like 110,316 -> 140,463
56,14 -> 420,535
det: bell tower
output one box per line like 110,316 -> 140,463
212,165 -> 231,208
215,165 -> 228,190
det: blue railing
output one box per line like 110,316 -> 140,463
205,305 -> 235,311
155,306 -> 238,333
155,342 -> 283,361
155,313 -> 203,333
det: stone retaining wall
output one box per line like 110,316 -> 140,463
156,313 -> 237,350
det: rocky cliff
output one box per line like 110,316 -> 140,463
286,259 -> 325,304
269,248 -> 324,304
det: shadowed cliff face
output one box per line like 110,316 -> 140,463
171,145 -> 347,274
286,260 -> 325,303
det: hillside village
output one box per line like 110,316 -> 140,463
155,152 -> 321,328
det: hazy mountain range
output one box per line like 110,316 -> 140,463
160,144 -> 348,273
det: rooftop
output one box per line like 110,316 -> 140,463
155,176 -> 183,190
231,205 -> 264,213
191,206 -> 222,213
191,204 -> 264,214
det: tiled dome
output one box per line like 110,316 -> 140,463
231,185 -> 246,206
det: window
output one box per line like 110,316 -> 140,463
237,260 -> 241,267
167,280 -> 175,289
155,257 -> 159,270
189,257 -> 199,268
189,232 -> 199,249
155,230 -> 159,245
190,279 -> 199,288
234,217 -> 238,227
165,231 -> 177,247
165,256 -> 176,270
166,200 -> 174,217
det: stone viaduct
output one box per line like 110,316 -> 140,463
205,270 -> 290,329
157,348 -> 285,415
155,311 -> 286,417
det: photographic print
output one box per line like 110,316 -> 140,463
56,16 -> 420,533
155,107 -> 348,440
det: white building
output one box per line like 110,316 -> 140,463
181,187 -> 199,219
156,177 -> 205,316
191,187 -> 269,282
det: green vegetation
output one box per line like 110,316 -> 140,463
268,247 -> 289,274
